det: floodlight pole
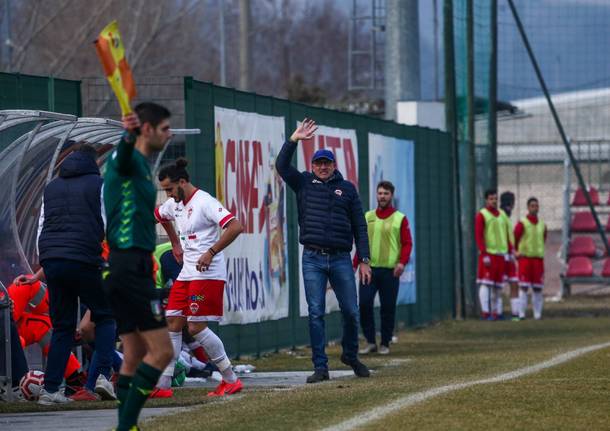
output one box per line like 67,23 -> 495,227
507,0 -> 610,255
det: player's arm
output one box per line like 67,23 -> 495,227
162,222 -> 183,264
475,212 -> 491,266
116,113 -> 141,175
394,216 -> 413,277
213,218 -> 244,253
196,218 -> 244,272
154,201 -> 183,264
513,221 -> 524,256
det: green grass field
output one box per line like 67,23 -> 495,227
4,294 -> 610,430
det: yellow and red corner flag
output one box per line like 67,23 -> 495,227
94,20 -> 136,115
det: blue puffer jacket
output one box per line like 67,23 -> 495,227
275,140 -> 370,258
38,151 -> 104,266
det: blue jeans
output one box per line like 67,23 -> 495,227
302,249 -> 360,370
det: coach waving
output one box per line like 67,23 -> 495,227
276,118 -> 371,383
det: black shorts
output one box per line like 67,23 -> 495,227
106,248 -> 166,335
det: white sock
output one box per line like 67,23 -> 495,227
494,288 -> 503,316
159,331 -> 182,389
192,327 -> 237,383
533,289 -> 543,320
479,285 -> 490,314
157,374 -> 172,389
519,289 -> 528,319
510,298 -> 520,316
187,341 -> 201,352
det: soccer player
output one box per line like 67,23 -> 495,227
358,180 -> 412,355
475,189 -> 510,320
514,197 -> 547,320
104,103 -> 174,430
155,158 -> 245,396
500,191 -> 520,320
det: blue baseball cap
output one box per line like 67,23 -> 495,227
311,149 -> 335,163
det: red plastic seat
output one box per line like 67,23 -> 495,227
568,237 -> 596,257
602,259 -> 610,277
571,212 -> 597,232
566,257 -> 593,277
572,187 -> 599,206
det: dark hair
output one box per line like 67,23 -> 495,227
135,102 -> 171,127
500,191 -> 515,216
158,158 -> 190,182
377,180 -> 395,194
527,197 -> 539,206
500,191 -> 515,207
484,189 -> 497,199
74,142 -> 97,158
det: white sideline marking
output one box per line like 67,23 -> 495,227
322,341 -> 610,431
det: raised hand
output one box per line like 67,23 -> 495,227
290,118 -> 318,142
122,112 -> 141,134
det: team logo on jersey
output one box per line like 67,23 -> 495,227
335,189 -> 343,196
190,294 -> 205,302
189,302 -> 199,314
312,179 -> 322,184
187,208 -> 193,218
218,207 -> 223,212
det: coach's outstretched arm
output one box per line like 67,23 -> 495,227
275,118 -> 318,191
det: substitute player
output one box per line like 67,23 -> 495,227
155,158 -> 245,397
500,191 -> 520,320
104,103 -> 174,431
514,197 -> 547,320
475,189 -> 510,320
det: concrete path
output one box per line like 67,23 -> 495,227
184,370 -> 356,388
0,370 -> 357,430
0,407 -> 181,431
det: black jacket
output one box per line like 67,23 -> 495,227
38,151 -> 104,266
275,140 -> 370,258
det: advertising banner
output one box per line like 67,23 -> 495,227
368,133 -> 416,304
214,107 -> 289,323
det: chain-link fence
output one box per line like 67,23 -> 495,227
82,76 -> 187,166
494,1 -> 610,296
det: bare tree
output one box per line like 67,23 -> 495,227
1,0 -> 350,106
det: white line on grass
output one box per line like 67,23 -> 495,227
322,341 -> 610,431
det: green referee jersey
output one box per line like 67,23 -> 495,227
104,134 -> 157,251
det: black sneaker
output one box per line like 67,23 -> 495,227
340,354 -> 370,378
187,368 -> 213,378
306,369 -> 330,384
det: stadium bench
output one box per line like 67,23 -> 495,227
572,187 -> 600,206
568,236 -> 596,257
566,256 -> 594,277
570,212 -> 597,232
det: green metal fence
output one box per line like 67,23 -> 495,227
0,72 -> 82,153
0,72 -> 81,115
184,78 -> 456,358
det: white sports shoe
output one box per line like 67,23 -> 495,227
0,386 -> 25,402
94,375 -> 117,400
359,344 -> 377,355
379,345 -> 390,355
38,388 -> 74,405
